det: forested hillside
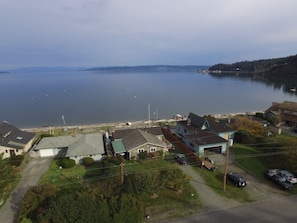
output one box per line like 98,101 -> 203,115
209,54 -> 297,77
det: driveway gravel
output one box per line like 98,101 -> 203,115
0,157 -> 53,223
180,158 -> 285,212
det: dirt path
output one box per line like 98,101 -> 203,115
180,160 -> 285,213
180,165 -> 241,211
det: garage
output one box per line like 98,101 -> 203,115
39,148 -> 54,157
204,146 -> 222,154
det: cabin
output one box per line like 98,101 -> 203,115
111,127 -> 167,160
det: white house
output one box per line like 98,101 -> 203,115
0,121 -> 35,159
34,133 -> 105,164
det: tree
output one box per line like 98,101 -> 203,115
0,153 -> 16,202
37,194 -> 111,223
229,116 -> 267,143
109,194 -> 143,223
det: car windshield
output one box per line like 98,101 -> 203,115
277,176 -> 287,182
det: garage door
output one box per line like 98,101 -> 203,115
204,146 -> 222,154
40,149 -> 54,157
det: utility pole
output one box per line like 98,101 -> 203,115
223,136 -> 230,192
120,162 -> 125,185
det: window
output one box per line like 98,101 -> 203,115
16,150 -> 19,152
138,149 -> 144,153
150,147 -> 156,152
190,142 -> 194,148
5,150 -> 8,153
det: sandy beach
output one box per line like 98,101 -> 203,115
21,118 -> 177,133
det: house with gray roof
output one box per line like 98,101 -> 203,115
34,133 -> 105,164
112,128 -> 166,159
176,112 -> 236,156
265,101 -> 297,126
0,121 -> 35,159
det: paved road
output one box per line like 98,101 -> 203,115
165,194 -> 297,222
0,157 -> 53,223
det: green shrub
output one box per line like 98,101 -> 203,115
10,154 -> 24,166
138,151 -> 148,160
108,155 -> 123,165
82,157 -> 94,166
61,158 -> 75,168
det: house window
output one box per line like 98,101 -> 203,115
183,129 -> 187,134
138,149 -> 144,153
189,142 -> 194,148
16,150 -> 19,153
150,147 -> 156,152
75,156 -> 77,158
5,150 -> 8,153
89,155 -> 93,157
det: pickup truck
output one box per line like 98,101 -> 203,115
202,157 -> 216,171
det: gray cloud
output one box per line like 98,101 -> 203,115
1,0 -> 297,68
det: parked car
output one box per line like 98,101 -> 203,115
263,169 -> 280,180
174,153 -> 187,165
202,158 -> 216,171
226,173 -> 247,187
271,174 -> 294,190
277,170 -> 297,184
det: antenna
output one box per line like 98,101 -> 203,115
62,114 -> 66,125
148,103 -> 151,127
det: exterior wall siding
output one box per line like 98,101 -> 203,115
128,143 -> 164,160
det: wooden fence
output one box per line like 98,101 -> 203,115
161,127 -> 202,167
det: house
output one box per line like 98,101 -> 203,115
0,121 -> 35,159
34,133 -> 105,164
265,101 -> 297,126
112,128 -> 167,159
176,112 -> 236,156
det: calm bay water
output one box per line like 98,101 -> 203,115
1,70 -> 297,128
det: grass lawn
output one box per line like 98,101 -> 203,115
193,166 -> 254,203
230,144 -> 269,178
141,184 -> 204,222
38,158 -> 86,188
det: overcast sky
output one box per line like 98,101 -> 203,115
1,0 -> 297,69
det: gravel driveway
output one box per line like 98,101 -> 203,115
0,157 -> 53,223
180,158 -> 285,212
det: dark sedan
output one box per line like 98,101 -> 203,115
271,174 -> 293,190
226,173 -> 247,187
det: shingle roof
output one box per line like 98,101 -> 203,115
207,119 -> 235,133
278,101 -> 297,111
35,133 -> 105,156
66,133 -> 105,157
0,121 -> 35,150
188,112 -> 209,128
178,113 -> 235,133
139,127 -> 163,136
185,129 -> 227,146
113,128 -> 164,151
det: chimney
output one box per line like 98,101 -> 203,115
187,118 -> 191,125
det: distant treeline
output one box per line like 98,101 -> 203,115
87,65 -> 209,72
209,54 -> 297,77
